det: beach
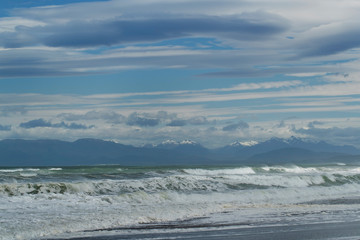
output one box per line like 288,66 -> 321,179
43,220 -> 360,240
1,165 -> 360,240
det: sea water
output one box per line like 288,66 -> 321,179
1,163 -> 360,239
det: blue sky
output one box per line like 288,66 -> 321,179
1,0 -> 360,148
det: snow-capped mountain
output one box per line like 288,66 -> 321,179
0,137 -> 359,166
229,140 -> 258,147
216,136 -> 360,157
154,139 -> 200,148
179,140 -> 199,145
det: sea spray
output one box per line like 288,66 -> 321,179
1,164 -> 360,240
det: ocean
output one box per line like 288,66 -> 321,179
1,163 -> 360,240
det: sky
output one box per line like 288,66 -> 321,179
1,0 -> 360,148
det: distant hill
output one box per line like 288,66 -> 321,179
0,137 -> 359,166
0,138 -> 213,166
248,148 -> 347,164
215,136 -> 360,156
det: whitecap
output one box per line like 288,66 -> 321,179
262,165 -> 320,174
336,163 -> 346,166
20,173 -> 38,177
0,168 -> 24,173
184,167 -> 255,176
26,168 -> 40,172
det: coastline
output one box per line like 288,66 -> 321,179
43,220 -> 360,240
3,165 -> 360,240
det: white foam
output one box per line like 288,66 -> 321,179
19,173 -> 38,177
336,163 -> 346,166
348,167 -> 360,174
0,168 -> 24,173
2,181 -> 360,240
2,166 -> 359,197
49,168 -> 63,171
261,165 -> 360,176
2,165 -> 360,240
26,168 -> 40,171
261,166 -> 320,174
0,168 -> 40,173
184,167 -> 255,176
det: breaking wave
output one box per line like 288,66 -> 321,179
2,164 -> 360,240
1,165 -> 360,197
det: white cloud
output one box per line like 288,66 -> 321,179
286,72 -> 327,77
1,0 -> 360,147
0,17 -> 46,33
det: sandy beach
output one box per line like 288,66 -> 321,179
43,220 -> 360,240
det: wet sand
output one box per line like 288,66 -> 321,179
44,220 -> 360,240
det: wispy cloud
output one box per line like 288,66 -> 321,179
1,0 -> 360,147
0,79 -> 359,115
296,23 -> 360,58
0,9 -> 289,48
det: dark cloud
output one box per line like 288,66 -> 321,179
59,110 -> 211,128
126,111 -> 177,127
126,113 -> 160,127
297,26 -> 360,57
124,111 -> 211,127
167,119 -> 187,127
153,111 -> 177,120
19,118 -> 93,129
58,111 -> 125,123
187,116 -> 209,125
55,122 -> 92,130
222,121 -> 249,131
0,124 -> 11,131
20,119 -> 52,128
0,13 -> 289,48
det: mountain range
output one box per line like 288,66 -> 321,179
0,137 -> 360,166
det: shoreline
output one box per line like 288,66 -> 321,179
43,220 -> 360,240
